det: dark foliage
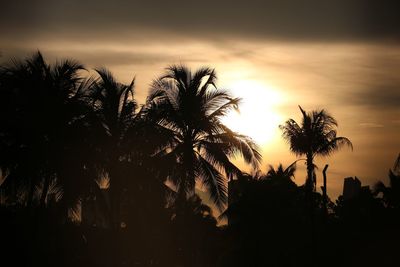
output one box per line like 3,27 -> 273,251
0,52 -> 399,266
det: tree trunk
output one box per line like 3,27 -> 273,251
305,152 -> 316,267
306,152 -> 314,192
108,160 -> 123,267
39,175 -> 51,207
26,178 -> 36,209
322,164 -> 329,221
109,163 -> 121,230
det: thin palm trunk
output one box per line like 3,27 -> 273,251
305,152 -> 316,261
305,154 -> 314,216
109,164 -> 121,229
176,140 -> 196,215
39,175 -> 50,207
322,164 -> 329,221
306,152 -> 314,192
26,178 -> 36,209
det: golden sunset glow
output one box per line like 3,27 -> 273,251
222,80 -> 284,146
2,1 -> 400,265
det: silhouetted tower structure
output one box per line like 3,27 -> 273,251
342,177 -> 361,200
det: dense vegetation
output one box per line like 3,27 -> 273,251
0,52 -> 399,267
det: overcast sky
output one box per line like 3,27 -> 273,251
1,0 -> 399,200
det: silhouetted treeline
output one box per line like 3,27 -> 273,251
0,52 -> 399,266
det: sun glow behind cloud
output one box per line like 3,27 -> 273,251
1,37 -> 399,200
221,79 -> 285,147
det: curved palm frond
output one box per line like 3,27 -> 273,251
197,155 -> 227,209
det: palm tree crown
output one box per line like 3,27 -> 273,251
147,65 -> 261,209
280,106 -> 352,191
0,52 -> 91,209
262,162 -> 297,187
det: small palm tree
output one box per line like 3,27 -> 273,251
264,162 -> 296,180
280,106 -> 352,192
147,65 -> 261,209
261,162 -> 297,188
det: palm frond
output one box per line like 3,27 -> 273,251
197,155 -> 227,210
317,136 -> 353,156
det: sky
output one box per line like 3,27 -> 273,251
1,0 -> 400,201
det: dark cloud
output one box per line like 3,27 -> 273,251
350,50 -> 400,109
41,50 -> 178,67
0,45 -> 211,70
1,0 -> 400,42
352,85 -> 400,109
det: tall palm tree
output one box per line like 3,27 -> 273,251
88,67 -> 177,229
279,106 -> 352,192
88,68 -> 138,227
0,52 -> 92,210
146,65 -> 261,209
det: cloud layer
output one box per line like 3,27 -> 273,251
1,0 -> 400,42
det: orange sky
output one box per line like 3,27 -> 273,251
1,1 -> 399,202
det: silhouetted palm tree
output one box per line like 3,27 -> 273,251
263,162 -> 296,184
87,68 -> 138,227
280,106 -> 352,192
147,65 -> 261,209
0,52 -> 91,211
